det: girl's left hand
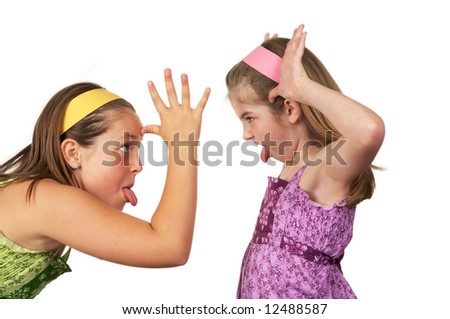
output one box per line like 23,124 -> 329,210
141,69 -> 210,144
268,24 -> 309,103
264,32 -> 278,41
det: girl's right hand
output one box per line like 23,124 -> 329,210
141,68 -> 210,144
268,24 -> 309,104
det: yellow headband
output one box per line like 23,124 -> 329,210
60,88 -> 121,134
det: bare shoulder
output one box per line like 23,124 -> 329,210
1,178 -> 116,248
1,178 -> 186,267
30,179 -> 160,266
33,178 -> 91,203
31,178 -> 121,226
298,151 -> 350,206
0,179 -> 75,250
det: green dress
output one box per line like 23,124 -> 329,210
0,233 -> 71,298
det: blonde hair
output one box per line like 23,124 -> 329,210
0,82 -> 135,200
226,37 -> 376,208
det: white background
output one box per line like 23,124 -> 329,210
1,0 -> 449,318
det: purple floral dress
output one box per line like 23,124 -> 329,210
237,165 -> 356,299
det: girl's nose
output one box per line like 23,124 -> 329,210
243,128 -> 254,141
130,148 -> 143,174
131,161 -> 143,175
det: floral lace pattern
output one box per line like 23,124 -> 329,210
0,233 -> 71,299
237,166 -> 356,299
280,235 -> 343,271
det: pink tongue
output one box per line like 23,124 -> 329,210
260,146 -> 269,163
123,187 -> 138,206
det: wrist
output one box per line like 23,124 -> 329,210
168,141 -> 199,167
296,78 -> 333,107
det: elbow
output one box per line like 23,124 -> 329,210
172,254 -> 190,267
361,116 -> 385,151
139,254 -> 190,269
169,247 -> 191,267
141,249 -> 190,268
163,243 -> 192,267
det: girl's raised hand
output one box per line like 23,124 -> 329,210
268,24 -> 308,103
264,32 -> 278,42
142,68 -> 210,143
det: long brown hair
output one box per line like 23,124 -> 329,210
226,37 -> 376,208
0,82 -> 135,200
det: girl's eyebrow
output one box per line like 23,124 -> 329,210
118,132 -> 143,141
240,111 -> 253,119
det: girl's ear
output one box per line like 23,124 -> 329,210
60,139 -> 81,169
283,99 -> 302,124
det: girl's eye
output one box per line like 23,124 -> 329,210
246,117 -> 255,123
120,144 -> 130,153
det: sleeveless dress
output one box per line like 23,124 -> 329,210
0,180 -> 71,298
0,233 -> 71,298
237,165 -> 356,299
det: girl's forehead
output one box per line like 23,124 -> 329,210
232,100 -> 273,119
229,83 -> 260,103
107,110 -> 143,140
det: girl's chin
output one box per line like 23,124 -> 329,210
270,154 -> 294,164
106,201 -> 125,211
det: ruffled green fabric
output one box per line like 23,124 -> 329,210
0,233 -> 71,299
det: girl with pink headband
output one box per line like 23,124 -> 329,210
0,69 -> 210,298
226,24 -> 384,298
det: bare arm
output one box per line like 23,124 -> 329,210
269,25 -> 384,184
142,69 -> 210,265
297,79 -> 384,183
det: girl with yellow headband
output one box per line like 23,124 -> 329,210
0,69 -> 210,298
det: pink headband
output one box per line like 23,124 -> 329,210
242,46 -> 282,83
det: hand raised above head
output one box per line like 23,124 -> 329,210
141,68 -> 210,143
264,32 -> 278,42
268,24 -> 308,104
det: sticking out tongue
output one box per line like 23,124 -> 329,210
122,187 -> 138,206
260,146 -> 270,163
